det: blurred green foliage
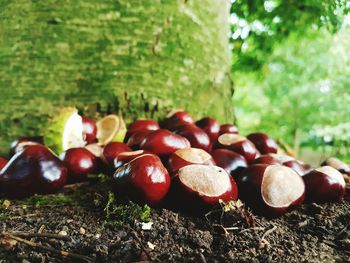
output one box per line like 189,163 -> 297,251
230,0 -> 349,71
231,0 -> 350,161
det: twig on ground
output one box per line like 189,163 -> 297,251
212,224 -> 230,235
261,225 -> 277,240
9,214 -> 38,220
239,227 -> 265,234
224,227 -> 240,231
205,208 -> 222,223
298,220 -> 308,228
0,234 -> 93,262
2,232 -> 71,241
336,224 -> 348,237
63,181 -> 90,189
259,225 -> 277,249
37,225 -> 45,234
212,224 -> 266,235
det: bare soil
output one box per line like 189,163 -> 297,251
0,180 -> 349,263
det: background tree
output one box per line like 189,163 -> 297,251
0,0 -> 233,155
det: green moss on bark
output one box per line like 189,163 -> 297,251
0,0 -> 233,155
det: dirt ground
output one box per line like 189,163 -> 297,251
0,179 -> 349,263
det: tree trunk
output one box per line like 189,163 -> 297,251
0,0 -> 233,155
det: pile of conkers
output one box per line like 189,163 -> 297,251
0,110 -> 347,217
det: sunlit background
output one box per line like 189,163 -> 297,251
230,0 -> 350,164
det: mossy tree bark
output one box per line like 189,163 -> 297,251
0,0 -> 233,155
